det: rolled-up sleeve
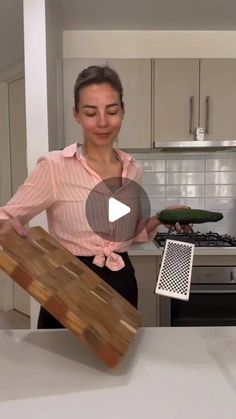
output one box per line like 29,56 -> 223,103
0,159 -> 55,225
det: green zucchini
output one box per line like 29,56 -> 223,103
157,209 -> 223,225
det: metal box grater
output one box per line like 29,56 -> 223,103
155,239 -> 195,301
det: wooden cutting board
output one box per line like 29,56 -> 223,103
0,227 -> 141,367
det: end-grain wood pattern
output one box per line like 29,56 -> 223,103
0,227 -> 141,367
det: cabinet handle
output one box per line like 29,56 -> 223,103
205,96 -> 210,134
189,96 -> 194,134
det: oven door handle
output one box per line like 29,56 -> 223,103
191,287 -> 236,294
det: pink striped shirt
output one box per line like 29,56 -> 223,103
0,143 -> 157,270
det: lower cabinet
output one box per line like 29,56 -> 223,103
129,256 -> 158,326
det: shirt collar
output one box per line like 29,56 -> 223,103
61,142 -> 134,164
114,148 -> 133,163
62,142 -> 80,158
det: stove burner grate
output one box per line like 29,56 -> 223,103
154,231 -> 236,247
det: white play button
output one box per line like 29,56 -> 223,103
108,197 -> 131,222
86,177 -> 151,242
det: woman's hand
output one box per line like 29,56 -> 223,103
160,205 -> 193,234
0,217 -> 27,245
138,205 -> 193,239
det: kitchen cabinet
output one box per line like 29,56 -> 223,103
154,59 -> 236,141
154,59 -> 199,142
63,58 -> 236,148
129,255 -> 157,326
107,59 -> 152,149
199,59 -> 236,140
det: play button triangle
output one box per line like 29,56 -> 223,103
108,197 -> 131,222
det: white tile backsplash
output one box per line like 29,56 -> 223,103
166,159 -> 205,172
205,197 -> 236,210
142,172 -> 165,185
131,152 -> 236,235
206,185 -> 236,197
206,172 -> 236,184
149,198 -> 166,211
166,197 -> 205,208
141,160 -> 165,172
206,158 -> 236,172
166,185 -> 204,197
167,172 -> 205,185
144,185 -> 165,197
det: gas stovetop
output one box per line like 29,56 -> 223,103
154,231 -> 236,247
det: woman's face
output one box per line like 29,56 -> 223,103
74,83 -> 124,147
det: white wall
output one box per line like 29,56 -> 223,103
0,82 -> 11,206
0,79 -> 15,311
45,0 -> 64,151
63,31 -> 236,59
24,0 -> 50,328
24,0 -> 49,172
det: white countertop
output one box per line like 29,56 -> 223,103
129,241 -> 159,255
0,327 -> 236,418
129,241 -> 236,257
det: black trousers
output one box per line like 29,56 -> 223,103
37,252 -> 138,329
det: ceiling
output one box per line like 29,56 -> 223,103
59,0 -> 236,30
1,0 -> 236,72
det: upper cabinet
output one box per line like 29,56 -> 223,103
199,59 -> 236,141
154,59 -> 199,141
62,58 -> 236,148
107,59 -> 152,149
154,59 -> 236,141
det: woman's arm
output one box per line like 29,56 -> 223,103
145,214 -> 162,234
0,159 -> 55,238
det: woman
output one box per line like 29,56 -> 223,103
0,65 -> 186,328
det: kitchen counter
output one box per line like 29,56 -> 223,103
129,242 -> 236,265
129,241 -> 236,256
129,241 -> 159,255
0,327 -> 236,418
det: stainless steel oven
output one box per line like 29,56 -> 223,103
157,267 -> 236,326
154,232 -> 236,327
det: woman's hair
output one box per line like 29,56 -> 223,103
74,65 -> 124,112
